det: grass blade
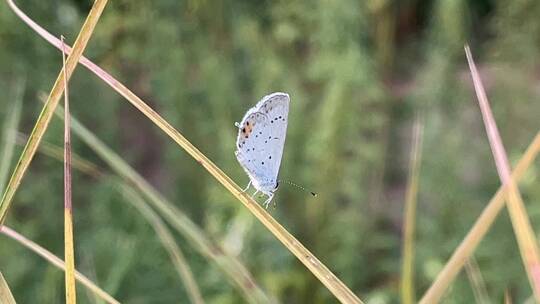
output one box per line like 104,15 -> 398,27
52,103 -> 271,303
25,135 -> 217,304
11,4 -> 362,302
16,133 -> 103,179
400,115 -> 424,304
465,45 -> 540,301
120,184 -> 204,304
61,36 -> 77,304
0,0 -> 109,224
420,131 -> 540,303
465,257 -> 491,304
0,272 -> 17,304
505,290 -> 512,304
0,226 -> 120,304
0,78 -> 24,194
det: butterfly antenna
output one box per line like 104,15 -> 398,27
279,180 -> 317,197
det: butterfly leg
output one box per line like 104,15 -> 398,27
263,194 -> 274,209
242,181 -> 252,192
251,190 -> 259,198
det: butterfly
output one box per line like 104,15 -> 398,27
235,92 -> 289,208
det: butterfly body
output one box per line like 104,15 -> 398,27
235,92 -> 290,208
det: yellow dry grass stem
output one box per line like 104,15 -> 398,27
61,35 -> 77,304
420,131 -> 540,303
0,272 -> 17,304
64,209 -> 76,303
0,0 -> 109,224
465,45 -> 540,301
400,115 -> 424,304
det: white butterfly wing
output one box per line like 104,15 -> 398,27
254,93 -> 289,184
235,93 -> 289,190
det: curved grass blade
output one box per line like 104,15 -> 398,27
420,131 -> 540,303
0,0 -> 109,224
0,272 -> 17,304
400,115 -> 424,304
465,257 -> 491,304
8,3 -> 362,301
0,226 -> 120,304
120,184 -> 204,304
465,45 -> 540,301
0,78 -> 25,194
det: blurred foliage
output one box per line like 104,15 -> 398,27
0,0 -> 539,303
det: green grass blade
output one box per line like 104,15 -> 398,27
0,0 -> 109,224
0,226 -> 120,304
120,184 -> 204,304
16,133 -> 102,179
400,115 -> 424,304
0,272 -> 17,304
0,79 -> 25,194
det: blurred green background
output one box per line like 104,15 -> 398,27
1,0 -> 539,303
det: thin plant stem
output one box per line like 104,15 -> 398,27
16,133 -> 103,179
465,45 -> 540,301
400,115 -> 424,304
120,184 -> 205,304
465,257 -> 491,304
0,0 -> 109,224
420,132 -> 540,303
0,226 -> 120,304
61,36 -> 77,304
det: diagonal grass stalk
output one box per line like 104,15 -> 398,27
61,36 -> 77,304
8,3 -> 362,301
0,272 -> 16,304
0,0 -> 109,224
120,184 -> 205,304
0,226 -> 120,304
465,257 -> 491,304
51,102 -> 271,303
465,45 -> 540,301
420,131 -> 540,303
18,135 -> 205,304
400,115 -> 424,304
